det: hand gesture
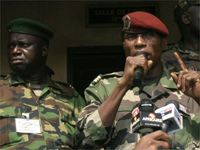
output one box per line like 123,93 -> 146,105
171,52 -> 200,103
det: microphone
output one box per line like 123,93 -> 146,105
155,100 -> 183,134
133,51 -> 148,87
131,99 -> 162,136
165,100 -> 190,117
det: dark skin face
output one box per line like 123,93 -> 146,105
7,33 -> 48,82
188,6 -> 200,34
179,5 -> 199,50
98,31 -> 170,149
123,31 -> 167,78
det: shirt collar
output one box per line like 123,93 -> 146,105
159,64 -> 178,89
8,72 -> 63,91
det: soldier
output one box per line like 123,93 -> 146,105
75,11 -> 200,149
0,18 -> 86,149
162,0 -> 200,73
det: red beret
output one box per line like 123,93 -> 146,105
122,11 -> 169,36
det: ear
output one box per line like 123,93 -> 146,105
162,38 -> 168,50
42,45 -> 49,56
182,12 -> 191,24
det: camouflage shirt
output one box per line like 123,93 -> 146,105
75,66 -> 200,150
162,40 -> 200,74
0,72 -> 86,150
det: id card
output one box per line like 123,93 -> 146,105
15,118 -> 41,133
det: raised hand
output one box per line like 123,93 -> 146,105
171,52 -> 200,104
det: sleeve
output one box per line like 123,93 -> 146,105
73,90 -> 87,119
75,80 -> 115,149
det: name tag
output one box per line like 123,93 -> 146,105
15,118 -> 41,133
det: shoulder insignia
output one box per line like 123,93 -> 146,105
89,72 -> 123,86
54,81 -> 75,98
56,81 -> 74,89
90,74 -> 103,86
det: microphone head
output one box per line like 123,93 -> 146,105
165,100 -> 179,108
134,51 -> 148,59
165,100 -> 190,116
139,99 -> 156,112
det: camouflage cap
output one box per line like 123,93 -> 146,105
174,0 -> 200,21
7,18 -> 54,41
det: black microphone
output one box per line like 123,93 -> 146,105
131,99 -> 162,136
133,52 -> 148,87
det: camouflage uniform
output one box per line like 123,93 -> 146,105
0,72 -> 86,149
162,40 -> 200,74
75,65 -> 200,149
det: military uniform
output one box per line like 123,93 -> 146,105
0,72 -> 86,149
75,66 -> 200,149
162,40 -> 200,74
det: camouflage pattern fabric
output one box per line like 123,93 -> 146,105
0,72 -> 86,150
75,66 -> 200,150
162,40 -> 200,74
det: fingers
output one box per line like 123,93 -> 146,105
135,131 -> 170,150
150,130 -> 170,149
147,130 -> 170,143
172,52 -> 189,90
171,72 -> 178,84
174,52 -> 187,71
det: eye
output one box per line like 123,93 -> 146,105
144,32 -> 154,37
18,42 -> 30,48
8,43 -> 16,49
128,34 -> 137,40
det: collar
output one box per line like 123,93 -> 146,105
159,65 -> 178,89
176,40 -> 200,57
132,64 -> 178,98
8,72 -> 63,91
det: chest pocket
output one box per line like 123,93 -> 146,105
59,107 -> 76,130
0,108 -> 29,148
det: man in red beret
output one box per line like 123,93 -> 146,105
75,11 -> 200,149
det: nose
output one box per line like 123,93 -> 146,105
134,36 -> 147,49
11,45 -> 22,56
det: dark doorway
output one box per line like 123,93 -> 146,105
67,45 -> 125,98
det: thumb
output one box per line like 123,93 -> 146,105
147,60 -> 153,70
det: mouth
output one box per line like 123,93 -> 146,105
11,58 -> 23,64
135,51 -> 151,60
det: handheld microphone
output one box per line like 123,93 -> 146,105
131,99 -> 162,136
155,100 -> 183,134
133,51 -> 148,87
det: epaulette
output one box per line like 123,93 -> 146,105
56,81 -> 74,89
89,72 -> 123,86
55,81 -> 75,98
89,74 -> 103,86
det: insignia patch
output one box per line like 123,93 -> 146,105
90,74 -> 103,86
123,15 -> 131,30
